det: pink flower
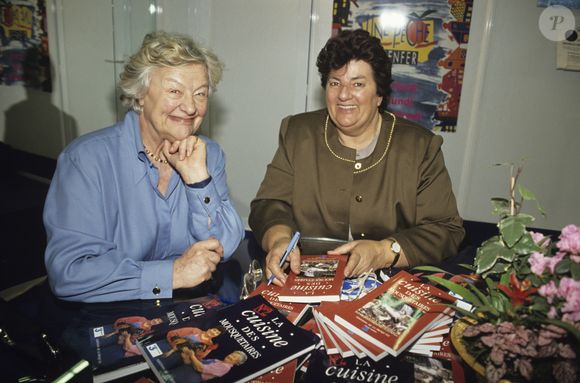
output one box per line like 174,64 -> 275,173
558,277 -> 580,297
571,255 -> 580,264
528,252 -> 549,275
557,224 -> 580,254
548,306 -> 558,319
558,278 -> 580,322
530,231 -> 550,247
546,252 -> 565,274
539,280 -> 559,303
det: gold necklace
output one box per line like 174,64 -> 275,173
143,145 -> 168,164
324,111 -> 396,174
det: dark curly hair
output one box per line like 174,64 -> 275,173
316,29 -> 392,111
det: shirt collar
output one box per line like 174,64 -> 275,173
124,111 -> 149,184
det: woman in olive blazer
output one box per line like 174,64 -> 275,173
249,29 -> 464,285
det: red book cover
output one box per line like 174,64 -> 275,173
314,309 -> 361,358
249,283 -> 310,325
277,254 -> 347,303
333,270 -> 455,357
317,302 -> 388,361
312,310 -> 340,355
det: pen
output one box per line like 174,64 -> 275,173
267,231 -> 301,285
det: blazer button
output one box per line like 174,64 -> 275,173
204,196 -> 211,204
355,195 -> 363,203
152,286 -> 161,295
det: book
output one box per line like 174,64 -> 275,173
248,358 -> 297,383
277,254 -> 347,303
300,347 -> 415,382
315,300 -> 453,361
333,270 -> 455,357
137,295 -> 319,383
71,295 -> 224,383
249,282 -> 310,325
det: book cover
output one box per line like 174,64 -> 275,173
249,283 -> 310,325
312,309 -> 351,357
137,295 -> 319,383
248,358 -> 297,383
277,254 -> 347,303
300,347 -> 414,382
74,295 -> 224,382
333,270 -> 455,357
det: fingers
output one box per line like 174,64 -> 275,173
328,241 -> 357,255
288,249 -> 302,275
195,238 -> 223,254
186,136 -> 200,157
344,252 -> 360,278
266,252 -> 287,286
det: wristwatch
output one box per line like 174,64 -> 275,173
389,240 -> 401,268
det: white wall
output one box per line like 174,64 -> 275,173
1,0 -> 578,231
452,0 -> 580,230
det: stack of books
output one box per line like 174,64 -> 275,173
312,270 -> 456,360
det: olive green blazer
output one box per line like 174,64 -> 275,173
249,109 -> 464,267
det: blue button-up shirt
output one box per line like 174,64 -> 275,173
43,111 -> 244,302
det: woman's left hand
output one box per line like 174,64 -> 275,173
162,135 -> 209,183
329,240 -> 388,278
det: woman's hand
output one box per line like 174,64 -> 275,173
262,225 -> 301,286
329,240 -> 391,278
161,135 -> 209,184
265,238 -> 302,286
172,238 -> 223,289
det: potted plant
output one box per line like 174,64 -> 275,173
418,162 -> 580,383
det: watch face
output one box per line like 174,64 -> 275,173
391,241 -> 401,253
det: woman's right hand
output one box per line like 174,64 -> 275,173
263,225 -> 301,286
172,238 -> 223,289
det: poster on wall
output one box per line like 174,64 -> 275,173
0,0 -> 51,92
332,0 -> 474,132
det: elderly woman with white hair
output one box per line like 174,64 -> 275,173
43,31 -> 244,302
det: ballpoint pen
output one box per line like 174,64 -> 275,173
267,231 -> 301,285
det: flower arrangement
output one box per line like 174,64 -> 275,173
419,163 -> 580,383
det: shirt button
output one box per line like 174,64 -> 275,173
354,162 -> 362,170
204,196 -> 211,204
355,195 -> 363,203
360,233 -> 365,237
152,286 -> 161,295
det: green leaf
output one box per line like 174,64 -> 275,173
530,301 -> 549,313
476,243 -> 514,274
491,198 -> 510,217
467,283 -> 490,306
499,272 -> 511,285
512,233 -> 541,255
425,276 -> 482,306
555,258 -> 570,274
499,214 -> 535,247
475,249 -> 498,274
458,263 -> 476,271
476,305 -> 500,316
518,185 -> 536,201
571,262 -> 580,279
487,279 -> 510,315
446,304 -> 480,321
412,265 -> 449,274
528,274 -> 543,286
